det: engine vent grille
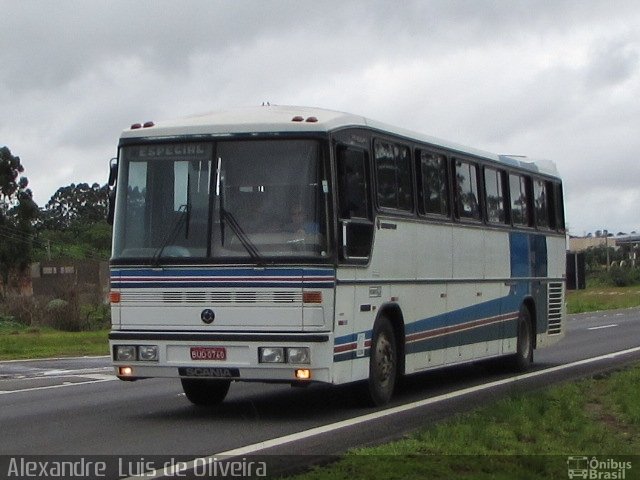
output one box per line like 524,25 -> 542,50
547,282 -> 564,335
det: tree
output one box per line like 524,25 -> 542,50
0,147 -> 38,289
37,182 -> 111,260
39,182 -> 109,231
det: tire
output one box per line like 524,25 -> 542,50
509,305 -> 534,371
181,378 -> 231,406
366,317 -> 398,406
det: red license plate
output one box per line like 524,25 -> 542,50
190,346 -> 227,361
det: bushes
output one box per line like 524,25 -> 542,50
607,265 -> 640,287
45,298 -> 79,331
0,291 -> 110,332
586,266 -> 640,288
0,296 -> 49,327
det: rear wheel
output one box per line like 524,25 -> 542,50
509,306 -> 534,371
366,317 -> 398,406
181,378 -> 231,406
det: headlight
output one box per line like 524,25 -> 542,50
138,345 -> 159,362
287,347 -> 310,364
259,347 -> 285,363
115,345 -> 137,361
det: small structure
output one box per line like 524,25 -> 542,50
615,234 -> 640,268
30,260 -> 109,302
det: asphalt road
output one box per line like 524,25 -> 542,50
1,307 -> 639,478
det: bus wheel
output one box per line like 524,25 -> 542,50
509,306 -> 534,371
367,317 -> 397,406
181,378 -> 231,406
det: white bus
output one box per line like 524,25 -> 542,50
108,105 -> 566,406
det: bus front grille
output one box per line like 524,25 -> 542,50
118,290 -> 303,305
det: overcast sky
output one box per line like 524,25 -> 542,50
2,0 -> 639,236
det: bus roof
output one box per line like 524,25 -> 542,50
121,105 -> 560,178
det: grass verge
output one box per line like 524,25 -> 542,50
566,285 -> 640,314
292,364 -> 640,479
0,321 -> 109,360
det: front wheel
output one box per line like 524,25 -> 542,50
181,378 -> 231,406
366,317 -> 398,406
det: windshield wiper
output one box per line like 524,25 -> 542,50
220,208 -> 263,263
216,157 -> 225,246
152,203 -> 190,265
216,156 -> 262,263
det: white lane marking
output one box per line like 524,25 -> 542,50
130,345 -> 640,480
82,373 -> 117,381
0,377 -> 116,395
0,355 -> 110,364
588,324 -> 618,331
42,367 -> 112,376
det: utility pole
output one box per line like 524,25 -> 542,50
604,230 -> 610,271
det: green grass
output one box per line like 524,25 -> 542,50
0,322 -> 109,360
566,285 -> 640,313
291,365 -> 640,479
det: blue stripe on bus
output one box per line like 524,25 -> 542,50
110,267 -> 336,289
509,232 -> 548,279
332,281 -> 538,362
110,282 -> 336,288
111,267 -> 336,277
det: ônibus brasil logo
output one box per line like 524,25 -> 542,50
567,456 -> 632,479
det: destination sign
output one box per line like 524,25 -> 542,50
127,143 -> 211,160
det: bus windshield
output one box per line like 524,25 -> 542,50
112,139 -> 328,262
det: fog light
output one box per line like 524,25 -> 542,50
138,345 -> 159,361
295,369 -> 311,380
119,366 -> 133,376
287,347 -> 310,364
259,347 -> 285,363
115,345 -> 137,361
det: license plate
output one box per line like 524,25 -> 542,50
190,346 -> 227,361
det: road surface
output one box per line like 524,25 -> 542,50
1,308 -> 639,478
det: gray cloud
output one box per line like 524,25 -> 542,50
1,0 -> 640,234
584,37 -> 640,88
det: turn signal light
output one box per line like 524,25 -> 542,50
109,291 -> 121,304
302,291 -> 322,304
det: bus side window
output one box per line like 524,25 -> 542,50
374,140 -> 413,212
337,147 -> 370,220
509,173 -> 532,227
454,159 -> 481,221
484,167 -> 507,224
337,146 -> 374,260
416,150 -> 449,217
533,178 -> 554,230
555,182 -> 566,231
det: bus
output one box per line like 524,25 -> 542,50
108,105 -> 566,406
